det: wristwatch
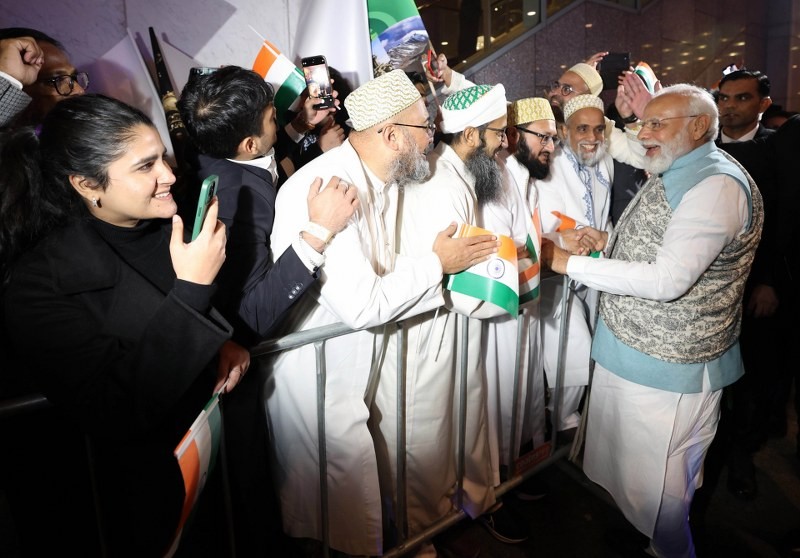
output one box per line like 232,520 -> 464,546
621,113 -> 639,124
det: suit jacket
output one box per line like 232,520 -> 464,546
769,116 -> 800,307
0,75 -> 30,128
717,125 -> 779,290
195,154 -> 316,344
2,218 -> 232,556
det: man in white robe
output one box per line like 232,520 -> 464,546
374,83 -> 531,554
266,70 -> 499,556
537,95 -> 614,434
484,97 -> 557,487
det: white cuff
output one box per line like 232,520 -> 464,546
292,234 -> 326,273
0,71 -> 23,89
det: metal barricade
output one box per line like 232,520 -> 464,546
0,273 -> 576,558
249,272 -> 575,557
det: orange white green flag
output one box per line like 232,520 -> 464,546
252,39 -> 306,125
164,392 -> 223,557
446,224 -> 519,316
519,207 -> 542,305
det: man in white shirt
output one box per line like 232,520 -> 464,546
544,84 -> 763,557
538,94 -> 614,436
375,83 -> 528,553
267,70 -> 498,556
488,97 -> 557,489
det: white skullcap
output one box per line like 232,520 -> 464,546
440,84 -> 508,134
508,97 -> 555,126
563,94 -> 605,122
344,69 -> 421,131
568,63 -> 603,96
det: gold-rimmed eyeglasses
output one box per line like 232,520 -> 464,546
640,114 -> 701,131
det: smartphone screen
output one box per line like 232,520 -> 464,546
599,52 -> 631,91
192,174 -> 219,241
301,55 -> 334,109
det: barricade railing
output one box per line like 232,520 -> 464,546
0,273 -> 576,558
249,272 -> 575,558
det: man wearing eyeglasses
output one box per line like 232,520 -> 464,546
543,84 -> 763,557
480,97 -> 557,502
377,83 -> 538,551
266,70 -> 499,557
0,28 -> 86,127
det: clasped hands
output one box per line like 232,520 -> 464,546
542,227 -> 607,275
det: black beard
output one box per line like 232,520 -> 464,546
466,140 -> 502,205
516,138 -> 550,180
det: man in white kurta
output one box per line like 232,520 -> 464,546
544,85 -> 763,557
537,95 -> 614,433
266,70 -> 498,556
482,97 -> 557,487
373,84 -> 515,551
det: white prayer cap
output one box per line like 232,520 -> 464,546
563,94 -> 605,122
440,84 -> 508,134
344,69 -> 422,132
568,62 -> 603,96
508,97 -> 555,126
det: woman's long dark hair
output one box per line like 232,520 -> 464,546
0,94 -> 154,281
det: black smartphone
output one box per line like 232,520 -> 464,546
599,52 -> 631,91
192,174 -> 219,241
301,55 -> 334,109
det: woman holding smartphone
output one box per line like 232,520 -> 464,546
0,94 -> 241,556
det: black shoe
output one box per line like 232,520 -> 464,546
514,475 -> 548,501
478,504 -> 529,544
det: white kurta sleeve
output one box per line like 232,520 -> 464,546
566,174 -> 749,301
606,122 -> 647,169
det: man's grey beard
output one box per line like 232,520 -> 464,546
388,130 -> 431,187
572,140 -> 607,166
516,138 -> 551,180
642,128 -> 691,175
466,140 -> 503,205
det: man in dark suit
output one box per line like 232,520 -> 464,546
709,69 -> 781,501
178,66 -> 358,556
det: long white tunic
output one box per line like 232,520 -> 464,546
267,139 -> 445,556
537,146 -> 614,388
374,142 -> 498,536
481,152 -> 545,485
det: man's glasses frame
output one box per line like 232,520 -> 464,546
377,122 -> 436,135
39,72 -> 90,96
515,126 -> 559,146
640,114 -> 701,131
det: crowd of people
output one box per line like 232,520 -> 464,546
1,24 -> 798,558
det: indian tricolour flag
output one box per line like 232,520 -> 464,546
446,224 -> 518,316
519,207 -> 542,305
252,40 -> 306,125
165,392 -> 223,557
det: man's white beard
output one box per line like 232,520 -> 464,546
643,129 -> 691,175
574,140 -> 606,166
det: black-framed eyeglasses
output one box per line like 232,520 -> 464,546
640,114 -> 700,131
377,122 -> 436,135
484,126 -> 507,140
39,72 -> 89,96
545,80 -> 584,97
515,126 -> 559,146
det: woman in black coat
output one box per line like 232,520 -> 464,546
0,94 -> 244,556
